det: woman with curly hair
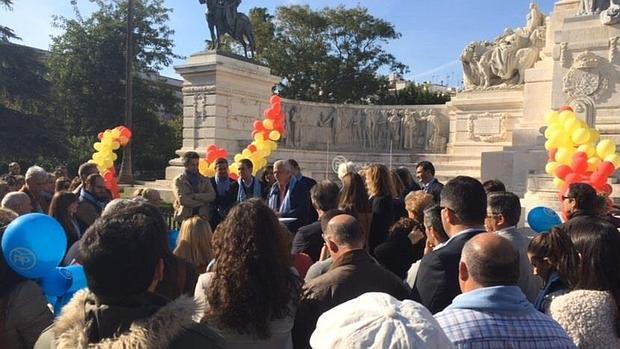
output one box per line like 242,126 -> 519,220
194,198 -> 301,348
365,164 -> 397,252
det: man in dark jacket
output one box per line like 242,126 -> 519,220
416,161 -> 444,203
292,215 -> 411,348
35,205 -> 224,349
76,173 -> 108,234
291,181 -> 339,261
289,159 -> 318,223
411,176 -> 486,314
210,158 -> 238,228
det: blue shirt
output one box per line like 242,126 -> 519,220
435,286 -> 576,349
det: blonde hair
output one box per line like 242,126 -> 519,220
133,188 -> 162,206
173,216 -> 213,272
365,164 -> 396,198
405,191 -> 434,222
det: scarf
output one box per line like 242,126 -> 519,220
79,189 -> 105,213
214,176 -> 231,197
237,176 -> 262,202
268,176 -> 298,214
447,285 -> 534,315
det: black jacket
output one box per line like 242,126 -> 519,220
411,228 -> 485,314
291,221 -> 323,262
368,195 -> 395,252
374,232 -> 425,280
209,177 -> 239,227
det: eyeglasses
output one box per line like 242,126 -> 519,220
486,212 -> 501,219
561,196 -> 574,201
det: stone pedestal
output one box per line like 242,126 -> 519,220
446,88 -> 524,156
165,51 -> 280,180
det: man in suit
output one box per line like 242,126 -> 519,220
76,174 -> 108,234
288,159 -> 318,223
412,176 -> 486,314
485,191 -> 541,303
172,151 -> 215,224
268,160 -> 310,233
416,161 -> 444,203
210,158 -> 238,228
291,181 -> 340,261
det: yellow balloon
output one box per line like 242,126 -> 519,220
242,149 -> 251,157
234,154 -> 243,163
544,140 -> 556,151
553,178 -> 565,189
555,133 -> 573,148
589,129 -> 600,143
229,163 -> 239,175
545,161 -> 560,176
269,130 -> 281,141
111,142 -> 120,150
198,159 -> 209,175
605,154 -> 620,168
571,128 -> 590,145
110,129 -> 121,139
563,117 -> 580,133
559,110 -> 576,123
544,111 -> 560,125
587,157 -> 602,172
556,147 -> 576,165
577,144 -> 596,158
597,139 -> 616,159
262,119 -> 274,130
254,133 -> 264,142
204,168 -> 215,177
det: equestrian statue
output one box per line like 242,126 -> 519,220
199,0 -> 256,59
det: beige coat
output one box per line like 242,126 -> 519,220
173,172 -> 215,223
550,290 -> 620,348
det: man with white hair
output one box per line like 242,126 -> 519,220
268,160 -> 311,233
20,166 -> 48,213
1,192 -> 32,216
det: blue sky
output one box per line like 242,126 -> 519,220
1,0 -> 557,86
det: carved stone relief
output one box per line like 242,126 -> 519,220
563,51 -> 610,101
279,100 -> 448,153
467,113 -> 509,143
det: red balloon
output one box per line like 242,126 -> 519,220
573,151 -> 588,159
590,171 -> 608,189
247,144 -> 257,153
229,172 -> 239,181
267,108 -> 279,120
555,165 -> 572,180
600,161 -> 616,177
98,132 -> 104,140
565,173 -> 580,184
207,145 -> 217,152
272,103 -> 282,114
270,95 -> 282,106
571,156 -> 588,174
559,106 -> 574,112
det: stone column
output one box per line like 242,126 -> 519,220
165,51 -> 280,180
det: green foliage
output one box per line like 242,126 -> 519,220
47,0 -> 182,175
375,83 -> 452,105
253,5 -> 408,104
0,0 -> 18,42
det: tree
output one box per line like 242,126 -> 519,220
0,0 -> 18,42
47,0 -> 181,174
253,5 -> 408,104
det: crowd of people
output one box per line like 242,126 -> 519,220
1,155 -> 620,348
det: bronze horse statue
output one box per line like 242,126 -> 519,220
200,0 -> 256,59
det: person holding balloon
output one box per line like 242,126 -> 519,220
0,212 -> 54,349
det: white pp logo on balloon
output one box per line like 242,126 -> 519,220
9,248 -> 37,271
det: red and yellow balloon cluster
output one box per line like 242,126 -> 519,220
198,145 -> 229,178
544,107 -> 619,196
198,95 -> 285,180
90,126 -> 132,199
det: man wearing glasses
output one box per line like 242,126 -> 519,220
411,176 -> 487,314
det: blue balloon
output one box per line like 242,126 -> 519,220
527,207 -> 562,233
1,213 -> 67,278
168,229 -> 179,251
40,267 -> 73,297
65,265 -> 88,293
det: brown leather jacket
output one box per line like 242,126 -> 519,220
292,249 -> 411,349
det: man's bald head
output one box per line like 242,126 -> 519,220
461,233 -> 519,288
325,214 -> 364,248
